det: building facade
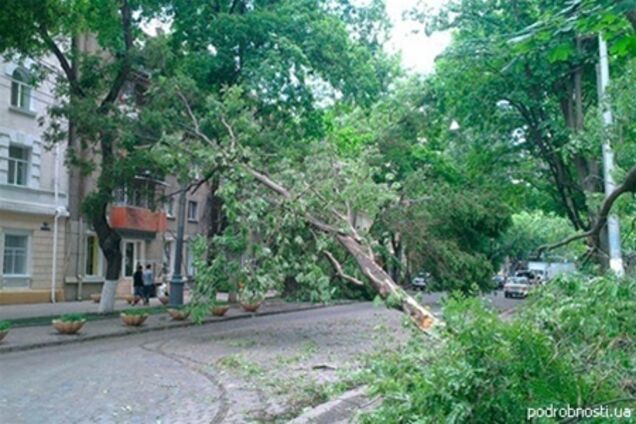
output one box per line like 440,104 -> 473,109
0,46 -> 214,305
63,172 -> 212,300
0,57 -> 69,304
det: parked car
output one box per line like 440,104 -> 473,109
504,276 -> 531,298
514,270 -> 544,286
411,274 -> 429,291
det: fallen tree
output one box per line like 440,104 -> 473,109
245,167 -> 439,332
167,87 -> 440,333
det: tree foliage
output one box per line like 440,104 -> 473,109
362,274 -> 636,423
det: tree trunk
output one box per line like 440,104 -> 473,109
336,234 -> 437,331
93,190 -> 123,313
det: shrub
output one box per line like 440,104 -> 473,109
362,275 -> 636,423
58,313 -> 86,323
0,320 -> 11,331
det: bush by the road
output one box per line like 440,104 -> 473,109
361,275 -> 636,423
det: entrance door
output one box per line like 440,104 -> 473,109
122,240 -> 145,292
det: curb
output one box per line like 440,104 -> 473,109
0,302 -> 352,355
289,386 -> 372,424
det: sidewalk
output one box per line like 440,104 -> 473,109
0,299 -> 333,354
0,297 -> 173,321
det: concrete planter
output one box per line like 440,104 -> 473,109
167,309 -> 190,321
210,305 -> 230,317
241,302 -> 262,313
120,313 -> 148,327
0,329 -> 9,342
90,293 -> 101,303
52,320 -> 86,335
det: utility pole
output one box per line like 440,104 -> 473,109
169,185 -> 187,305
597,34 -> 625,277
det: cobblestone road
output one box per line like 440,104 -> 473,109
0,303 -> 407,423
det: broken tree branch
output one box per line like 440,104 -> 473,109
324,250 -> 365,286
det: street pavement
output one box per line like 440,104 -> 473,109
0,303 -> 407,424
0,293 -> 522,423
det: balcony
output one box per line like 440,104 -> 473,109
110,206 -> 167,234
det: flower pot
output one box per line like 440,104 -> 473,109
167,309 -> 190,321
90,293 -> 101,303
158,295 -> 169,305
210,305 -> 230,317
125,294 -> 136,305
52,319 -> 86,335
121,314 -> 148,327
241,302 -> 262,313
0,329 -> 9,342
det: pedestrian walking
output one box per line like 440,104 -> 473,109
133,264 -> 144,305
143,264 -> 154,305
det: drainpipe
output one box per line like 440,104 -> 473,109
50,144 -> 69,303
76,217 -> 83,300
51,143 -> 60,303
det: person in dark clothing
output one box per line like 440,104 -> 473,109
142,264 -> 154,305
133,264 -> 144,305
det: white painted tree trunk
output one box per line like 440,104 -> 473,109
98,279 -> 119,313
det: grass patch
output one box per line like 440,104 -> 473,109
225,338 -> 258,348
217,354 -> 265,377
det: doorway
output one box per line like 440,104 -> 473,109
122,240 -> 145,292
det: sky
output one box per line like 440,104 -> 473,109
384,0 -> 451,74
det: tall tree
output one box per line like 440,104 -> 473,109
0,0 -> 166,311
416,0 -> 621,233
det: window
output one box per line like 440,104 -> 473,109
113,179 -> 159,209
165,198 -> 175,217
85,235 -> 102,276
3,234 -> 28,276
187,201 -> 198,221
8,144 -> 29,186
10,69 -> 31,110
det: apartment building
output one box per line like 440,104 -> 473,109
0,57 -> 69,304
64,171 -> 212,300
0,44 -> 213,304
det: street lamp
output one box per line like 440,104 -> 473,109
169,186 -> 187,305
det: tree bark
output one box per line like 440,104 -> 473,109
94,194 -> 123,312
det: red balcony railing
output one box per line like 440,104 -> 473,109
110,206 -> 167,233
